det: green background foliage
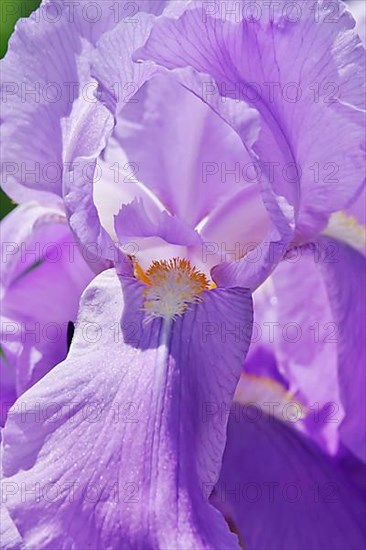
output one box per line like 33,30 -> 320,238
1,0 -> 41,219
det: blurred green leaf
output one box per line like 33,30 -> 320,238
0,189 -> 16,219
1,0 -> 41,219
1,0 -> 41,57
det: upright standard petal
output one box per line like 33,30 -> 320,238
2,269 -> 253,549
212,402 -> 366,550
137,0 -> 365,285
111,72 -> 259,228
138,0 -> 365,233
62,92 -> 122,271
92,7 -> 269,274
63,7 -> 173,270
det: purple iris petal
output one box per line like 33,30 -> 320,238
0,202 -> 93,419
0,0 -> 121,204
316,236 -> 366,461
136,0 -> 365,284
0,0 -> 365,547
0,498 -> 24,550
244,283 -> 288,388
279,236 -> 366,461
268,242 -> 345,455
0,359 -> 17,429
2,269 -> 253,548
115,198 -> 202,248
62,95 -> 120,270
62,5 -> 178,270
213,400 -> 366,550
347,0 -> 366,43
347,188 -> 366,225
110,72 -> 259,227
66,34 -> 271,285
242,233 -> 366,461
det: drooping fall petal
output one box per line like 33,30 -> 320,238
2,269 -> 253,549
212,400 -> 366,550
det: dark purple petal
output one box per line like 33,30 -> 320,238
213,400 -> 366,550
0,352 -> 17,428
2,269 -> 253,548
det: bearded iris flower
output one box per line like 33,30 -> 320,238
0,1 -> 365,549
